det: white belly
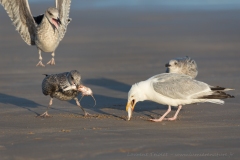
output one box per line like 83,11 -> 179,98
35,33 -> 60,52
35,21 -> 60,53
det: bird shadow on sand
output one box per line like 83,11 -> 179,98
83,78 -> 130,93
142,105 -> 179,119
79,78 -> 177,119
131,101 -> 180,119
68,93 -> 172,120
67,94 -> 127,120
0,93 -> 80,117
0,93 -> 43,115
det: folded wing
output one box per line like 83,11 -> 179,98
152,73 -> 210,99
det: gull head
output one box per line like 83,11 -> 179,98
165,59 -> 182,74
46,7 -> 61,29
126,83 -> 146,121
166,56 -> 198,78
67,70 -> 81,88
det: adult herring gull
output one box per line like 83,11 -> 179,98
165,56 -> 198,78
0,0 -> 71,66
126,73 -> 234,122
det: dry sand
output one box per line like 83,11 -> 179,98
0,1 -> 239,160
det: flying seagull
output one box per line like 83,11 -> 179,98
126,73 -> 234,122
0,0 -> 71,66
165,56 -> 198,78
40,70 -> 93,117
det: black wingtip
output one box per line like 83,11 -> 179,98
211,86 -> 226,91
199,91 -> 234,99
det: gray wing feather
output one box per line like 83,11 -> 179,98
42,72 -> 72,95
152,74 -> 209,99
42,72 -> 78,100
0,0 -> 36,45
56,72 -> 72,90
55,0 -> 71,41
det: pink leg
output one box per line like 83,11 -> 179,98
164,105 -> 182,121
74,98 -> 91,116
39,98 -> 53,117
36,49 -> 45,67
149,105 -> 171,122
46,52 -> 55,65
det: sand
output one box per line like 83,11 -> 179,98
0,1 -> 239,160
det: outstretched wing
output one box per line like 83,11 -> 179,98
55,0 -> 71,41
152,73 -> 210,99
0,0 -> 37,45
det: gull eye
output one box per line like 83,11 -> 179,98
174,62 -> 177,65
48,11 -> 53,16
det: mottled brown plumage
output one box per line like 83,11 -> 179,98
40,70 -> 90,117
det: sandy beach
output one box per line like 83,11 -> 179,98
0,1 -> 239,159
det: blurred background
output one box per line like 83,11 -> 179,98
0,1 -> 240,159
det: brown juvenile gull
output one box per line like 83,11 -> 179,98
40,70 -> 93,117
126,73 -> 234,122
165,56 -> 198,78
0,0 -> 71,66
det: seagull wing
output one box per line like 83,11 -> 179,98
0,0 -> 37,45
55,0 -> 71,41
42,72 -> 72,96
152,73 -> 210,99
42,74 -> 59,96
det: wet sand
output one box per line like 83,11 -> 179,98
0,1 -> 239,160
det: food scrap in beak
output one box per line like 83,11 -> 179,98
78,85 -> 96,107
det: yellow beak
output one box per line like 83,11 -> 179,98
126,101 -> 136,121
